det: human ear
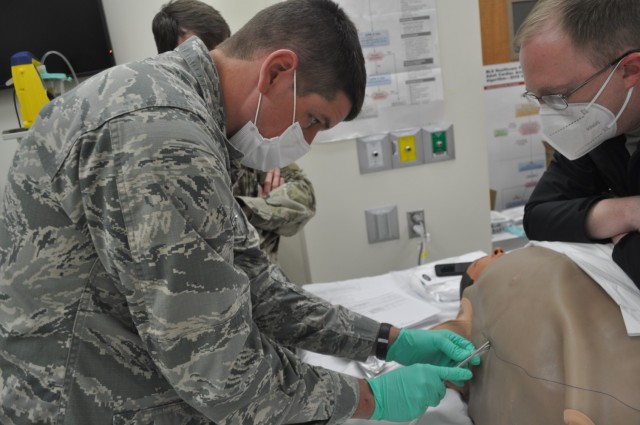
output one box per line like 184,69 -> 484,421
256,49 -> 298,94
620,52 -> 640,89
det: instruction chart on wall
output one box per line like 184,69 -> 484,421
484,62 -> 546,210
317,0 -> 445,143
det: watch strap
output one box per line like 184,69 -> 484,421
375,322 -> 392,360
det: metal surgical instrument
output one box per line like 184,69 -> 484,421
456,340 -> 491,368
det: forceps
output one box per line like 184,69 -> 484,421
456,340 -> 491,368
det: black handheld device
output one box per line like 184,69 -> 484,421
434,262 -> 472,277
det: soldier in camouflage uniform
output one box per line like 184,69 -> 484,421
0,1 -> 476,423
153,0 -> 316,263
232,164 -> 315,262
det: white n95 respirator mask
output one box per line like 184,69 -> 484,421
229,70 -> 310,171
540,62 -> 634,161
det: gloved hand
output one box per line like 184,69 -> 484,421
366,363 -> 472,422
387,328 -> 480,367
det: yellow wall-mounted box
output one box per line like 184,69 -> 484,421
11,52 -> 50,128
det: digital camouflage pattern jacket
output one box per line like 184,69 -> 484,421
0,37 -> 378,425
231,162 -> 315,262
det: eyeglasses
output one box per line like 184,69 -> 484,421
522,48 -> 640,110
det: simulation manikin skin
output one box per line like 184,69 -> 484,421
435,246 -> 640,424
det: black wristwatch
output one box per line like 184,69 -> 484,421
374,322 -> 393,360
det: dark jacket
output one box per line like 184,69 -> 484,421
523,135 -> 640,287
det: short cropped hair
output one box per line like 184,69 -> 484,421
515,0 -> 640,67
217,0 -> 366,121
152,0 -> 231,53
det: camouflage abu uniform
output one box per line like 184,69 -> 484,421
231,162 -> 315,262
0,38 -> 378,424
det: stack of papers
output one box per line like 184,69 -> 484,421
304,273 -> 440,329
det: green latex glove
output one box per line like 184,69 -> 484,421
387,328 -> 480,367
366,363 -> 472,422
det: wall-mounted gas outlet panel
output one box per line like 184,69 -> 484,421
390,128 -> 425,169
423,123 -> 455,163
356,133 -> 393,174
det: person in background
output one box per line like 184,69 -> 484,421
517,0 -> 640,287
0,1 -> 478,423
153,0 -> 316,262
152,0 -> 230,54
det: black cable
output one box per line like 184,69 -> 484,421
13,89 -> 22,128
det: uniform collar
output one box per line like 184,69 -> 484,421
176,36 -> 226,135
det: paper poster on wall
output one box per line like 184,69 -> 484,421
316,0 -> 445,143
484,62 -> 546,210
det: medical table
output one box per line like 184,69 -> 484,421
301,251 -> 487,425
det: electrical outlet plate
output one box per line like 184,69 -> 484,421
407,210 -> 425,239
365,206 -> 400,243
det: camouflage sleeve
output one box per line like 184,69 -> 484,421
84,111 -> 367,424
237,163 -> 316,236
261,267 -> 380,356
233,249 -> 380,360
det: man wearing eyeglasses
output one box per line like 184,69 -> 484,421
516,0 -> 640,288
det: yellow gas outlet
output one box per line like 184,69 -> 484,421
398,135 -> 417,162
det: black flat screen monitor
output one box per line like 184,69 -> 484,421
0,0 -> 115,88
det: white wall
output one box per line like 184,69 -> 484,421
280,0 -> 492,283
0,0 -> 492,284
100,0 -> 277,65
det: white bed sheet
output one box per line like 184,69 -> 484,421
300,251 -> 487,425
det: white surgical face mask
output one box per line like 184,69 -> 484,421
540,61 -> 635,160
229,71 -> 310,171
